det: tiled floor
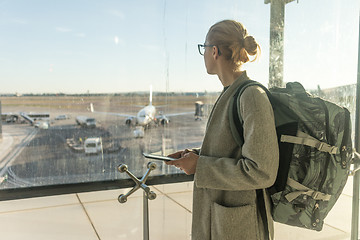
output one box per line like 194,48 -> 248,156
0,179 -> 355,240
0,182 -> 193,240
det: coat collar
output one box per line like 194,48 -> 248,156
223,71 -> 250,95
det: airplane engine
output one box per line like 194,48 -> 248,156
158,117 -> 170,126
125,117 -> 136,127
125,118 -> 132,126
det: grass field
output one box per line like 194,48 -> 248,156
0,94 -> 218,114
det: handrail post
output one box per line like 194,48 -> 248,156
351,11 -> 360,240
117,162 -> 157,240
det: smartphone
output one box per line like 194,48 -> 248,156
142,153 -> 176,161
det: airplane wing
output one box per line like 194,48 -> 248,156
157,111 -> 194,118
90,103 -> 135,118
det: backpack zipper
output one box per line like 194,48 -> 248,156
340,108 -> 351,169
317,99 -> 330,191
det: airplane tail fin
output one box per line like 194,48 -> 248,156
149,85 -> 153,106
90,103 -> 94,112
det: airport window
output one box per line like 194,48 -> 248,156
0,0 -> 358,210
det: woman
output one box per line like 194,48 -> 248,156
166,20 -> 279,240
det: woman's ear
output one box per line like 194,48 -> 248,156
212,46 -> 220,60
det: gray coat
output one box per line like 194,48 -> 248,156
192,72 -> 279,240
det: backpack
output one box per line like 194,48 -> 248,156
229,80 -> 353,231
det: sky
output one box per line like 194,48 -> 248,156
0,0 -> 359,94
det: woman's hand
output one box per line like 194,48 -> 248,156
167,148 -> 192,159
166,151 -> 199,175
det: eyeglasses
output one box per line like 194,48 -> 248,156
197,44 -> 221,56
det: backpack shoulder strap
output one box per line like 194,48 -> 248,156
229,80 -> 272,240
229,80 -> 270,146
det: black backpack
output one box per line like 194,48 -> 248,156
229,80 -> 353,231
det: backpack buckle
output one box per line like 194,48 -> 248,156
317,142 -> 325,150
311,191 -> 320,200
316,142 -> 338,154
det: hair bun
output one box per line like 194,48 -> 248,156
243,35 -> 258,56
207,20 -> 260,68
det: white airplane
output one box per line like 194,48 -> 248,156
90,86 -> 194,136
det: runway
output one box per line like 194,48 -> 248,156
0,113 -> 206,190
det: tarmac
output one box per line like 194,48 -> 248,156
0,124 -> 356,239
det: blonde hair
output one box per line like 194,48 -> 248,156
206,20 -> 260,69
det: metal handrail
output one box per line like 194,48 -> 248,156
349,152 -> 360,176
350,11 -> 360,240
0,173 -> 194,202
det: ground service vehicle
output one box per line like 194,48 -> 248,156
76,116 -> 96,128
84,137 -> 102,154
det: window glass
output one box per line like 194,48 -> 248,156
0,0 -> 358,195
